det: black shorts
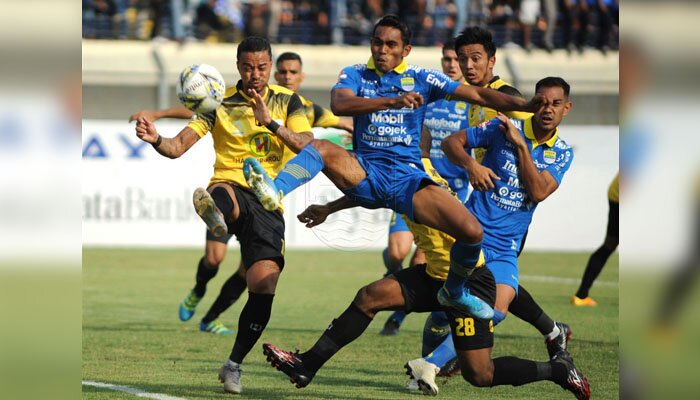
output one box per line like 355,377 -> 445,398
205,230 -> 233,244
606,200 -> 619,238
394,264 -> 496,350
214,184 -> 285,270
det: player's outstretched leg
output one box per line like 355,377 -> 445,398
193,187 -> 228,237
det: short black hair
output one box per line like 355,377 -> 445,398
536,77 -> 571,98
442,38 -> 456,54
373,15 -> 412,46
276,52 -> 302,66
236,36 -> 272,61
454,26 -> 496,58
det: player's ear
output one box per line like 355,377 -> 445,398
562,101 -> 573,116
301,72 -> 306,83
488,56 -> 496,70
402,44 -> 412,58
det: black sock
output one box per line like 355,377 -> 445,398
193,257 -> 218,297
229,292 -> 274,363
508,285 -> 554,336
576,244 -> 615,298
492,356 -> 556,386
201,273 -> 248,324
210,186 -> 236,229
301,303 -> 373,373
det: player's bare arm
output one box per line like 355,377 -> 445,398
442,130 -> 500,191
496,113 -> 558,202
453,85 -> 544,113
335,117 -> 354,133
330,88 -> 423,116
297,196 -> 359,228
248,88 -> 313,152
129,106 -> 194,122
420,125 -> 432,158
135,116 -> 200,159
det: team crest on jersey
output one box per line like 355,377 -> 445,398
455,102 -> 467,115
400,76 -> 415,91
543,149 -> 557,164
249,133 -> 272,156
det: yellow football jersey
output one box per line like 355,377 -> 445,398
607,173 -> 619,203
401,158 -> 485,281
469,77 -> 532,162
298,94 -> 341,128
187,82 -> 312,188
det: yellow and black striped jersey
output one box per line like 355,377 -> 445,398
401,158 -> 485,281
187,82 -> 311,188
469,76 -> 532,162
298,94 -> 341,129
608,173 -> 619,203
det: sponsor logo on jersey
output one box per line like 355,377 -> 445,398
427,74 -> 446,89
370,112 -> 404,124
424,117 -> 462,131
249,132 -> 272,156
400,76 -> 415,91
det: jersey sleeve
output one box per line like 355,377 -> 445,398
332,66 -> 361,93
312,103 -> 341,128
497,85 -> 523,97
545,146 -> 574,185
286,93 -> 312,133
465,117 -> 500,148
186,111 -> 216,137
422,69 -> 460,103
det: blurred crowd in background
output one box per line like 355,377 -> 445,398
83,0 -> 618,54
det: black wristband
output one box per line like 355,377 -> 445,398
152,135 -> 163,148
265,120 -> 281,134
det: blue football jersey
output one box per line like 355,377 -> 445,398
333,58 -> 461,164
424,98 -> 471,181
465,117 -> 574,253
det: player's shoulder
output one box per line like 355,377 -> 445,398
224,86 -> 238,98
489,76 -> 523,97
553,135 -> 572,152
268,84 -> 295,96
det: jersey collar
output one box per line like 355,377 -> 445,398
236,80 -> 269,102
367,57 -> 408,77
524,117 -> 558,149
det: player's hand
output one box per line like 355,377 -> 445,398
339,132 -> 353,147
467,162 -> 500,191
248,88 -> 273,127
524,93 -> 545,113
496,113 -> 526,148
135,116 -> 160,144
129,110 -> 159,123
297,204 -> 331,228
392,92 -> 424,109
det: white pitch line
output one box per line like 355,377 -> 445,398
82,381 -> 188,400
520,274 -> 618,287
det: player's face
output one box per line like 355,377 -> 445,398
456,44 -> 495,86
532,86 -> 572,132
370,26 -> 411,73
237,51 -> 272,93
274,59 -> 304,93
441,49 -> 462,81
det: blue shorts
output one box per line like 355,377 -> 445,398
482,246 -> 519,293
341,153 -> 435,221
446,177 -> 470,204
389,211 -> 410,234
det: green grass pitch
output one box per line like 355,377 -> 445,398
83,248 -> 618,399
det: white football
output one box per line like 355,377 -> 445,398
176,64 -> 226,114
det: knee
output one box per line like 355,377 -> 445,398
204,253 -> 224,268
310,138 -> 332,155
457,221 -> 482,243
353,285 -> 381,315
386,246 -> 406,264
461,368 -> 493,388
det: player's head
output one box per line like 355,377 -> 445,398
236,36 -> 273,93
454,27 -> 496,86
274,52 -> 304,93
533,77 -> 572,132
370,15 -> 412,73
441,38 -> 463,82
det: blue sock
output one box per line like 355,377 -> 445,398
444,240 -> 482,297
422,312 -> 450,356
493,309 -> 506,326
273,144 -> 324,197
389,311 -> 407,325
425,333 -> 457,368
